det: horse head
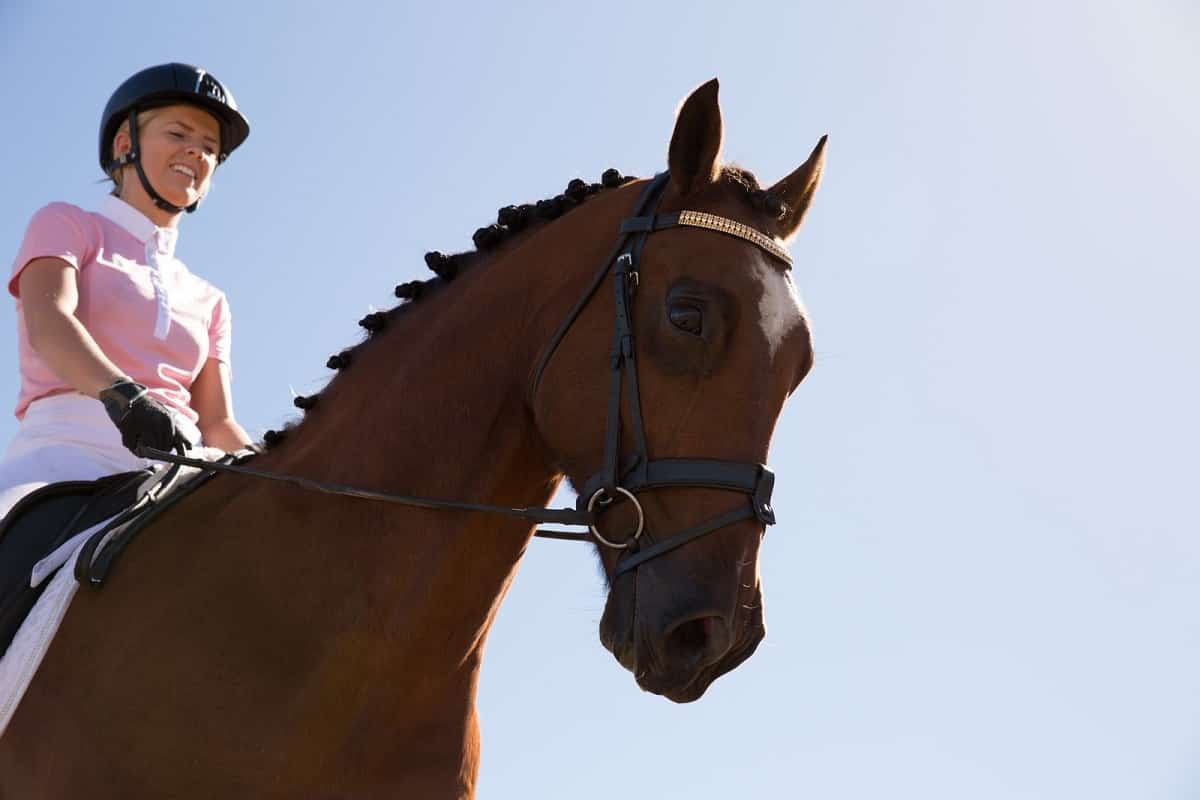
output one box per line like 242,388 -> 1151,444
531,79 -> 826,702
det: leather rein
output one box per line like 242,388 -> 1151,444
142,172 -> 791,578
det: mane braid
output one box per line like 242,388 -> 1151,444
259,166 -> 776,451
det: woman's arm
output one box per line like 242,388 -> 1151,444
190,358 -> 253,451
18,257 -> 126,395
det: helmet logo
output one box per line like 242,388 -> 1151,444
195,70 -> 227,104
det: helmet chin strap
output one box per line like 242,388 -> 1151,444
114,109 -> 200,215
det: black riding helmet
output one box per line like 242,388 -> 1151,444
99,63 -> 250,213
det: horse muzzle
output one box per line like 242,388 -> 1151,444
600,579 -> 765,703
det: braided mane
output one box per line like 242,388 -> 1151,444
263,166 -> 782,448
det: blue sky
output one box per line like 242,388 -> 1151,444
2,1 -> 1198,797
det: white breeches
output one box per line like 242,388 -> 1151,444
0,393 -> 202,521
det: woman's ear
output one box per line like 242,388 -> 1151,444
111,124 -> 132,161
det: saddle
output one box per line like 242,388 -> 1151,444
0,456 -> 234,656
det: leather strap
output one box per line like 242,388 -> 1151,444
135,448 -> 595,527
613,505 -> 756,578
620,211 -> 792,266
529,173 -> 670,398
580,459 -> 770,497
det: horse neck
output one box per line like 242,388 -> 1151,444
280,266 -> 552,507
272,180 -> 637,504
244,189 -> 628,672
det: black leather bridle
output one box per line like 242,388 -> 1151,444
529,172 -> 783,577
143,173 -> 790,578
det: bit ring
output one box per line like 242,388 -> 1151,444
587,486 -> 645,549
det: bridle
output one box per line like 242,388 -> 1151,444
143,173 -> 790,578
529,172 -> 784,577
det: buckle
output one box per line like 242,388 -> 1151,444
752,466 -> 776,525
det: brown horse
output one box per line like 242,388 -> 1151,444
0,79 -> 825,798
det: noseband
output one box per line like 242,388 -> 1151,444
143,174 -> 790,578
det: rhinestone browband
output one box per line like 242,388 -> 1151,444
619,210 -> 793,267
676,211 -> 792,266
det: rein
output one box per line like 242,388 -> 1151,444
136,447 -> 596,542
142,174 -> 792,571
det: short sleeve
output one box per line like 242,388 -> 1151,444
8,202 -> 95,298
208,292 -> 232,367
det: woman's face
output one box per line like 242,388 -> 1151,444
113,104 -> 221,210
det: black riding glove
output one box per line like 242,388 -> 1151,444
98,379 -> 187,457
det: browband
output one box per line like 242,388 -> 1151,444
618,211 -> 792,267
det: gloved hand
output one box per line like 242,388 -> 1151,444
98,379 -> 188,457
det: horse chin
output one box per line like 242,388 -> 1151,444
677,619 -> 767,702
640,616 -> 767,704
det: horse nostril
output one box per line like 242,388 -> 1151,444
663,615 -> 729,667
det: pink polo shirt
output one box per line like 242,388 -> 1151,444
8,196 -> 231,423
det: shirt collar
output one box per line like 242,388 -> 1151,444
96,195 -> 178,259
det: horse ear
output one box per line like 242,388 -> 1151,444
769,135 -> 828,241
668,78 -> 723,196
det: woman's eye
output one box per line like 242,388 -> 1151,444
668,302 -> 704,336
168,131 -> 185,139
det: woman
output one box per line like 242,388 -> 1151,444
0,63 -> 253,517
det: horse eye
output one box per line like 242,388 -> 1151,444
668,302 -> 704,335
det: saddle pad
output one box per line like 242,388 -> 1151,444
0,521 -> 106,736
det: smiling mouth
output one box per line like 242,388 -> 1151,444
170,164 -> 197,180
